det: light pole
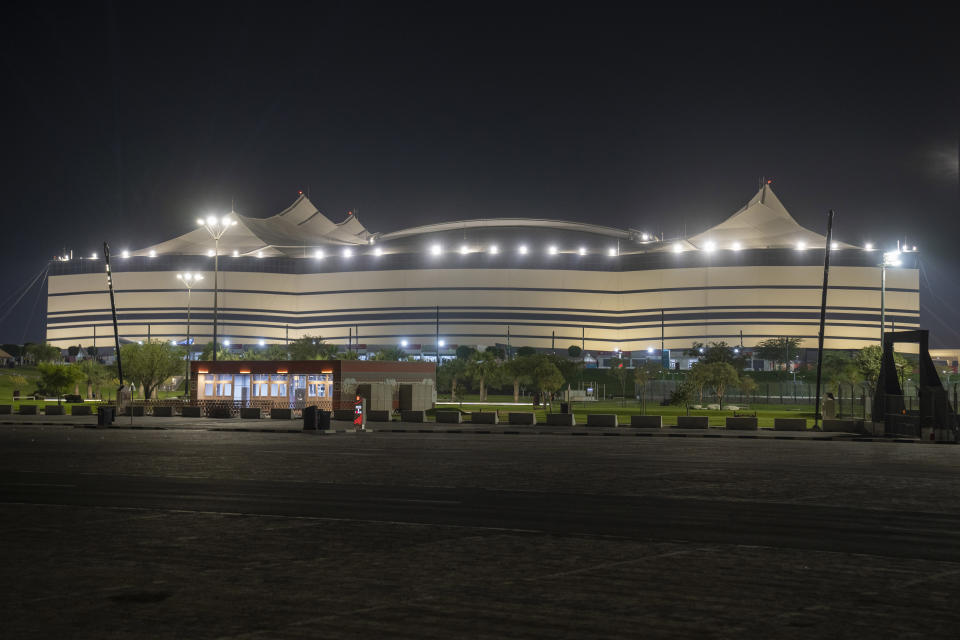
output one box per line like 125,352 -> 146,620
880,250 -> 902,342
196,214 -> 237,361
176,273 -> 203,391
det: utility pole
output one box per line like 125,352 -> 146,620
813,210 -> 835,431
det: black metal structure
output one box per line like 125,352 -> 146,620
813,210 -> 834,430
872,329 -> 958,440
103,242 -> 124,394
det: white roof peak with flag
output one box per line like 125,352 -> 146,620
688,183 -> 850,250
133,194 -> 372,257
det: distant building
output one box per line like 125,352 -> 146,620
46,184 -> 919,356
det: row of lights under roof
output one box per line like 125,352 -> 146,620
89,241 -> 920,261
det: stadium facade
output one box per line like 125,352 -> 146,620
46,184 -> 919,360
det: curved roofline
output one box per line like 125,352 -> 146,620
378,218 -> 632,241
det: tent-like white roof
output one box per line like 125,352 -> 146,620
688,183 -> 851,250
132,195 -> 372,257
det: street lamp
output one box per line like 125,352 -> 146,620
196,214 -> 237,361
176,272 -> 203,392
880,250 -> 902,342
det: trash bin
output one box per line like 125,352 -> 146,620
560,402 -> 570,414
97,406 -> 114,426
317,410 -> 331,430
303,405 -> 318,430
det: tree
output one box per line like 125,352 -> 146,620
26,342 -> 62,364
821,353 -> 860,392
516,346 -> 537,358
334,350 -> 359,360
67,345 -> 81,358
199,341 -> 236,361
36,363 -> 83,404
549,354 -> 583,387
288,335 -> 337,360
437,358 -> 468,401
855,345 -> 911,387
739,375 -> 758,403
755,337 -> 801,372
504,356 -> 535,402
634,361 -> 660,414
456,345 -> 478,360
77,358 -> 109,399
373,346 -> 407,361
120,341 -> 186,400
567,345 -> 582,358
687,341 -> 747,370
531,360 -> 565,409
668,380 -> 695,407
85,345 -> 99,358
608,356 -> 632,396
687,362 -> 709,404
701,362 -> 739,407
467,351 -> 505,401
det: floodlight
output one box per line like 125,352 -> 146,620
224,340 -> 230,346
121,250 -> 130,258
731,242 -> 742,251
518,244 -> 528,255
221,216 -> 231,226
343,248 -> 353,257
171,340 -> 177,345
796,241 -> 806,250
259,340 -> 265,347
548,245 -> 558,255
647,346 -> 654,354
831,242 -> 839,250
460,244 -> 469,255
206,215 -> 216,225
578,247 -> 587,256
207,250 -> 215,257
698,347 -> 704,354
401,340 -> 408,347
607,247 -> 617,256
374,247 -> 383,256
438,339 -> 446,347
232,250 -> 239,257
256,251 -> 263,258
865,242 -> 874,251
641,233 -> 650,241
314,249 -> 325,259
704,241 -> 716,253
91,253 -> 98,259
912,245 -> 917,251
196,218 -> 205,226
489,245 -> 499,254
673,243 -> 684,253
148,250 -> 157,257
430,243 -> 442,256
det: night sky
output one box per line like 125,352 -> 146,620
1,3 -> 956,345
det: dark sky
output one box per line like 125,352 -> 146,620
1,2 -> 957,345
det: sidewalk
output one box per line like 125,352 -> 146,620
1,413 -> 926,441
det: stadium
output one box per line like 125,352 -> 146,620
45,183 -> 920,365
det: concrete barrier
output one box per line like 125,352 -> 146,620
630,415 -> 662,428
71,404 -> 92,415
270,408 -> 292,420
545,413 -> 575,426
435,410 -> 462,424
240,408 -> 261,419
333,409 -> 355,421
725,416 -> 759,431
44,405 -> 65,415
152,406 -> 173,417
367,410 -> 392,422
206,406 -> 231,418
18,405 -> 37,415
586,414 -> 618,427
180,406 -> 201,417
470,411 -> 499,424
123,406 -> 145,417
508,412 -> 536,425
401,410 -> 426,423
0,405 -> 10,414
676,415 -> 709,428
823,419 -> 865,434
774,418 -> 807,431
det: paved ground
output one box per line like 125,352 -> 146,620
2,424 -> 960,638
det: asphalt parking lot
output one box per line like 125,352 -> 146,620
2,424 -> 959,639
